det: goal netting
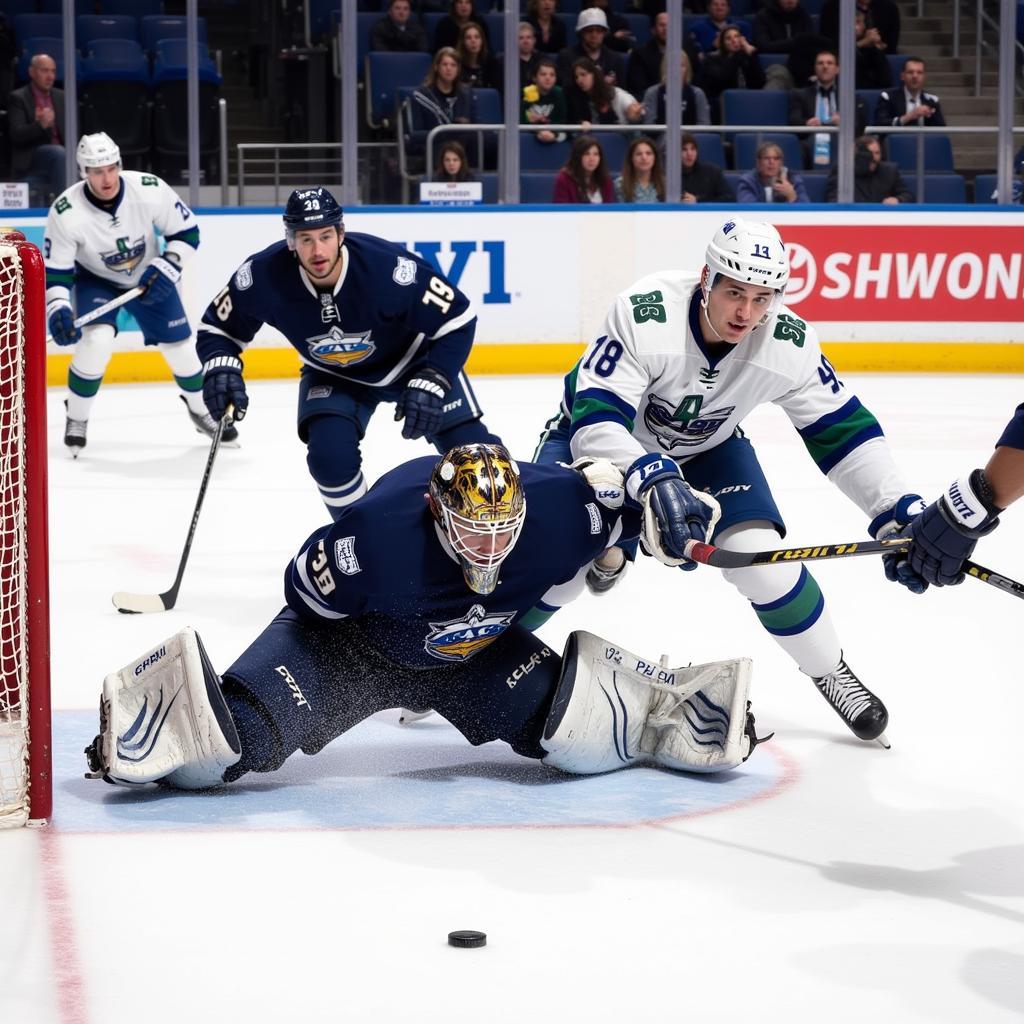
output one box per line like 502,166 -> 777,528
0,231 -> 52,828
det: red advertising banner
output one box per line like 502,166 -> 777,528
782,225 -> 1024,321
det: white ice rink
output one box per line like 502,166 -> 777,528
4,372 -> 1023,1024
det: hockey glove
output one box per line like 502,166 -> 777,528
395,368 -> 450,440
629,454 -> 720,571
202,356 -> 248,422
138,255 -> 182,306
570,456 -> 625,509
907,470 -> 1001,586
869,493 -> 928,593
46,299 -> 81,347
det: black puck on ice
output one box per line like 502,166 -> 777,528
448,930 -> 487,948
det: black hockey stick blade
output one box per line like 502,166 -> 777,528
965,561 -> 1024,600
112,406 -> 234,614
682,537 -> 910,569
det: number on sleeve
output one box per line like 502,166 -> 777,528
421,275 -> 455,315
174,199 -> 192,221
817,354 -> 842,394
213,284 -> 233,322
581,335 -> 623,378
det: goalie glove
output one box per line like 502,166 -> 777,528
138,255 -> 182,306
907,470 -> 1001,587
395,367 -> 450,440
628,454 -> 720,570
869,493 -> 928,593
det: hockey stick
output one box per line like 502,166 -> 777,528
111,405 -> 234,614
46,286 -> 145,342
965,561 -> 1024,600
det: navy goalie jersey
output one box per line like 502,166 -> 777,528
284,458 -> 630,668
196,232 -> 477,387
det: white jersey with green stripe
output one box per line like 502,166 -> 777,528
567,269 -> 911,520
43,170 -> 199,301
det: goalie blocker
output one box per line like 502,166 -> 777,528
85,622 -> 764,789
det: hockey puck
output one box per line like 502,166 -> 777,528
448,930 -> 487,948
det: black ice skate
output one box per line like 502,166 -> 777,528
181,396 -> 238,443
64,401 -> 87,457
812,657 -> 890,748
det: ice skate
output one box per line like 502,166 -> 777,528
181,396 -> 238,444
812,657 -> 890,748
63,401 -> 87,457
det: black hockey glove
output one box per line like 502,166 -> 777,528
907,470 -> 1001,586
138,255 -> 182,307
46,299 -> 81,346
869,493 -> 928,593
202,356 -> 248,422
395,368 -> 450,440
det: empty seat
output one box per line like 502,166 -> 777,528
101,0 -> 164,14
886,134 -> 955,173
732,132 -> 803,172
519,134 -> 571,171
621,14 -> 650,47
591,132 -> 628,172
974,173 -> 998,203
151,38 -> 221,85
721,88 -> 789,129
81,38 -> 149,80
691,132 -> 726,168
520,171 -> 557,203
758,53 -> 788,71
856,89 -> 885,125
13,14 -> 62,43
140,16 -> 207,55
365,51 -> 432,129
922,173 -> 966,204
78,15 -> 139,48
801,172 -> 828,202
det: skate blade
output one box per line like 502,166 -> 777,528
874,732 -> 891,750
398,708 -> 434,725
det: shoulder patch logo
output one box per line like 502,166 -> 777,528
334,536 -> 360,576
234,260 -> 253,291
393,256 -> 417,286
585,502 -> 602,534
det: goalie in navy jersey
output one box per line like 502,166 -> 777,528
85,444 -> 764,792
196,186 -> 499,518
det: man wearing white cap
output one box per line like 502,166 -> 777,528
556,7 -> 627,88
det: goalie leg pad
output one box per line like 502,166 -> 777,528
540,631 -> 757,775
85,628 -> 241,789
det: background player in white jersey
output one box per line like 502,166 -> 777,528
536,218 -> 925,746
44,132 -> 223,457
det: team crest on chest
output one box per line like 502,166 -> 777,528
307,325 -> 376,367
100,235 -> 147,275
644,393 -> 736,449
424,604 -> 515,662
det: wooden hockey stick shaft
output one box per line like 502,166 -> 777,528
111,405 -> 234,614
46,286 -> 145,342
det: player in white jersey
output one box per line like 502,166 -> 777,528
535,219 -> 926,745
44,132 -> 229,456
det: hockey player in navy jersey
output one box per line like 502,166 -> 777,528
85,444 -> 763,791
196,186 -> 499,518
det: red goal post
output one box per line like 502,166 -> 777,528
0,230 -> 52,827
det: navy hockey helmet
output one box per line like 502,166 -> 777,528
283,187 -> 344,249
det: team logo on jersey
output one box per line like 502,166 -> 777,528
643,393 -> 736,450
334,536 -> 360,576
234,260 -> 253,290
319,293 -> 340,323
101,235 -> 147,276
307,326 -> 376,367
424,604 -> 515,662
393,256 -> 417,286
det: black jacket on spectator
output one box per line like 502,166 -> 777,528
526,15 -> 568,55
556,43 -> 628,90
600,9 -> 636,53
789,81 -> 866,134
496,52 -> 542,91
460,56 -> 501,92
405,83 -> 476,157
820,0 -> 901,54
682,160 -> 735,202
875,87 -> 946,127
371,15 -> 430,52
785,33 -> 833,87
433,15 -> 490,52
855,44 -> 891,90
701,51 -> 767,118
752,0 -> 815,54
825,159 -> 914,203
7,83 -> 66,178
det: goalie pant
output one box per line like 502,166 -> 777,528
93,609 -> 758,787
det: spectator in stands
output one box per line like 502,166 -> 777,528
825,134 -> 913,203
790,49 -> 866,167
680,132 -> 735,203
566,57 -> 644,129
691,0 -> 749,55
406,48 -> 476,158
557,8 -> 628,90
753,0 -> 815,60
433,140 -> 475,182
641,51 -> 711,127
433,0 -> 490,53
7,53 -> 66,204
581,0 -> 636,54
497,22 -> 542,89
854,10 -> 891,89
875,56 -> 945,128
371,0 -> 430,53
552,133 -> 615,203
457,23 -> 499,90
521,57 -> 567,144
735,141 -> 810,203
821,0 -> 900,55
527,0 -> 569,56
701,25 -> 766,120
989,154 -> 1024,204
615,136 -> 665,203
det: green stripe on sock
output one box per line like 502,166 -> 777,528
68,369 -> 102,398
174,371 -> 204,393
754,573 -> 823,633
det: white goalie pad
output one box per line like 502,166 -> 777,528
541,631 -> 756,774
85,628 -> 241,789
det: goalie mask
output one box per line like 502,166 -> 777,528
702,219 -> 790,327
429,444 -> 527,595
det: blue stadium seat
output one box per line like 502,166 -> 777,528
423,13 -> 444,48
721,89 -> 789,129
621,14 -> 651,47
758,53 -> 788,71
81,39 -> 150,82
802,172 -> 828,202
691,132 -> 726,168
482,13 -> 508,52
732,133 -> 803,173
519,134 -> 572,171
520,171 -> 557,203
39,0 -> 97,11
723,171 -> 743,195
473,88 -> 501,124
922,174 -> 966,204
886,54 -> 909,79
478,172 -> 499,204
152,39 -> 220,86
4,0 -> 40,16
80,42 -> 151,163
365,51 -> 432,128
78,15 -> 139,48
591,132 -> 628,174
856,89 -> 885,125
13,14 -> 62,43
140,16 -> 207,55
886,134 -> 955,173
974,173 -> 997,203
100,0 -> 164,14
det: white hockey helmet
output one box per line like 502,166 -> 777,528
704,219 -> 790,292
76,132 -> 122,178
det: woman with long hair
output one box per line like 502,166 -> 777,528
641,51 -> 710,127
526,0 -> 568,55
433,140 -> 475,182
406,48 -> 475,162
566,56 -> 643,129
553,134 -> 614,203
433,0 -> 490,52
457,22 -> 499,90
701,25 -> 766,120
615,136 -> 664,203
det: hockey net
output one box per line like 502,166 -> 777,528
0,231 -> 52,828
